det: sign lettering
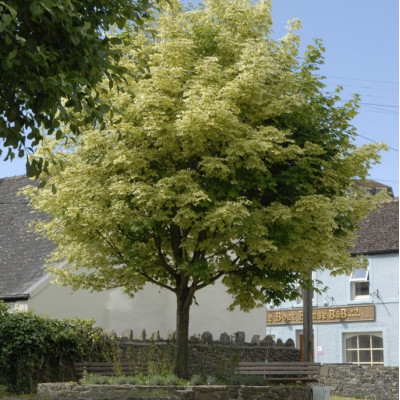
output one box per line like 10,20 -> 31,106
266,305 -> 375,325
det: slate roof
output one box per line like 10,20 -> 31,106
0,175 -> 54,299
351,198 -> 399,255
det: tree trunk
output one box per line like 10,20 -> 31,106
173,287 -> 193,379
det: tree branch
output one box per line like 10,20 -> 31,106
96,227 -> 175,292
194,262 -> 257,291
204,238 -> 243,260
96,227 -> 127,264
195,270 -> 226,290
152,233 -> 178,278
170,223 -> 183,264
136,266 -> 176,293
191,230 -> 207,264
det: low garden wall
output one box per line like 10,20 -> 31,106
317,364 -> 399,400
118,331 -> 300,377
37,383 -> 312,400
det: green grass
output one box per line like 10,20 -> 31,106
331,397 -> 367,400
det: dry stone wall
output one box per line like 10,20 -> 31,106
37,383 -> 312,400
118,330 -> 300,377
317,364 -> 399,400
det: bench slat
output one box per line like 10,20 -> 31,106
238,365 -> 320,370
237,368 -> 320,373
238,362 -> 320,366
235,361 -> 320,383
237,369 -> 319,374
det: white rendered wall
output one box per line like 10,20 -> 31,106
25,276 -> 265,341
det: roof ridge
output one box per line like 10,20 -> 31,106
0,174 -> 28,181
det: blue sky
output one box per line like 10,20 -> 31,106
1,0 -> 398,195
270,0 -> 399,196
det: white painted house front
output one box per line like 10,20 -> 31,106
266,198 -> 399,367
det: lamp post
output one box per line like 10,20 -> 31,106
303,268 -> 313,362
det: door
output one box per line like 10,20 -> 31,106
299,334 -> 315,362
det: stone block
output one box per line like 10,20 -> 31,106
285,338 -> 295,347
201,331 -> 213,343
261,335 -> 275,346
251,335 -> 260,345
234,331 -> 245,344
219,332 -> 231,344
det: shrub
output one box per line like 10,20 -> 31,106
189,375 -> 205,386
149,375 -> 165,385
206,376 -> 217,385
0,385 -> 7,397
0,301 -> 118,394
163,374 -> 185,386
80,374 -> 110,385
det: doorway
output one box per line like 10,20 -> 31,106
299,333 -> 315,362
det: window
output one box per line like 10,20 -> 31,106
350,268 -> 369,299
344,333 -> 384,365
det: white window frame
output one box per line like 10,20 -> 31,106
350,268 -> 369,300
344,332 -> 384,365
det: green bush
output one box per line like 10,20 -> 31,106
149,375 -> 165,385
189,375 -> 205,386
0,301 -> 118,394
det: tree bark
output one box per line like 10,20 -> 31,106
173,285 -> 193,379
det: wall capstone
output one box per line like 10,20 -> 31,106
234,331 -> 245,344
219,332 -> 231,344
251,335 -> 260,345
201,331 -> 213,343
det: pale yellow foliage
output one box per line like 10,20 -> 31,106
23,0 -> 387,312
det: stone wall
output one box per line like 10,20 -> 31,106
318,364 -> 399,400
37,383 -> 312,400
118,331 -> 300,377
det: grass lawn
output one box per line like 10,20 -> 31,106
331,397 -> 366,400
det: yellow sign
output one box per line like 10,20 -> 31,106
266,305 -> 375,325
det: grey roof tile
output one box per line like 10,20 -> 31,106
0,176 -> 54,297
351,198 -> 399,255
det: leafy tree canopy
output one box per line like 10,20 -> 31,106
23,0 -> 387,377
0,0 -> 151,175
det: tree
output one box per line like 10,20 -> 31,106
0,0 -> 151,175
23,0 -> 387,378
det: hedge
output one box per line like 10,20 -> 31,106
0,301 -> 118,394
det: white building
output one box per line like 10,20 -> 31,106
266,198 -> 399,366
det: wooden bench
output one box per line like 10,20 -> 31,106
75,361 -> 147,378
236,362 -> 321,383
